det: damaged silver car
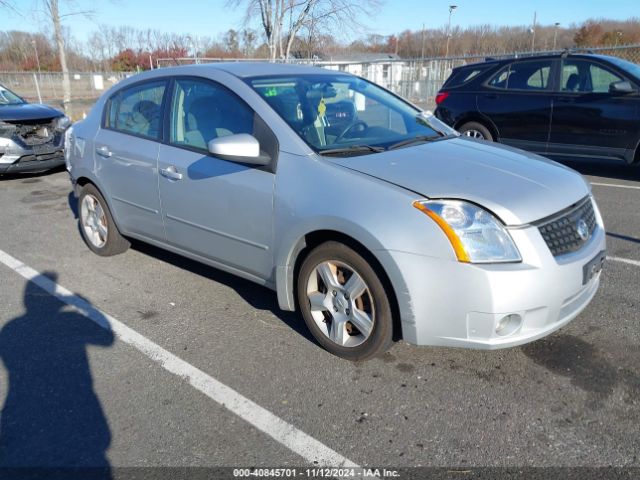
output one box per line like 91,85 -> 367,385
0,83 -> 71,175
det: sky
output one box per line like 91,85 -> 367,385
1,0 -> 639,45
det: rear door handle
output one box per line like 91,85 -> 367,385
556,97 -> 574,103
160,166 -> 183,181
95,145 -> 112,157
484,93 -> 498,99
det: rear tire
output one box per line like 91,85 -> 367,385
297,241 -> 393,361
459,121 -> 493,141
78,183 -> 130,256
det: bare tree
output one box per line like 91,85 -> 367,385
229,0 -> 379,61
41,0 -> 73,114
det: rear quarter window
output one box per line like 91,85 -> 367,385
443,65 -> 491,88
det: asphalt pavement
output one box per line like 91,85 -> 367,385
0,158 -> 638,479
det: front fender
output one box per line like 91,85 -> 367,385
272,153 -> 457,335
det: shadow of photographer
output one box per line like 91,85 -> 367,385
0,272 -> 113,479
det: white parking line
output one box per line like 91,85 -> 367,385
591,182 -> 640,190
0,248 -> 360,471
608,256 -> 640,268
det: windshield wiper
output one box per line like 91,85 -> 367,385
388,134 -> 447,151
319,144 -> 385,156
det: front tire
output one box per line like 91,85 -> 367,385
297,241 -> 393,361
78,183 -> 130,256
459,121 -> 493,141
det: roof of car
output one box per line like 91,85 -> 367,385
155,62 -> 342,78
468,52 -> 613,68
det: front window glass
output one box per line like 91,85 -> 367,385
606,56 -> 640,81
561,59 -> 624,93
170,78 -> 254,151
590,64 -> 624,92
0,85 -> 25,105
248,74 -> 444,154
107,81 -> 165,139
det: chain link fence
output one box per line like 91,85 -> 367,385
0,71 -> 131,119
2,44 -> 640,118
312,44 -> 640,110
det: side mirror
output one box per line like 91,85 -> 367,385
207,133 -> 271,166
609,80 -> 635,94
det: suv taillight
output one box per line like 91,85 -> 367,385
435,91 -> 450,105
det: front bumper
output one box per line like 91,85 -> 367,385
388,206 -> 606,349
0,132 -> 65,175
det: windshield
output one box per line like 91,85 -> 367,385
605,56 -> 640,81
0,85 -> 25,105
249,74 -> 454,155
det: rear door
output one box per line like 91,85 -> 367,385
93,79 -> 167,241
548,58 -> 639,161
477,58 -> 556,154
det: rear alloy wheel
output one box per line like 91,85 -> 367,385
78,184 -> 130,256
297,241 -> 393,360
459,121 -> 493,141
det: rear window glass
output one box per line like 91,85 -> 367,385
488,60 -> 553,91
105,80 -> 166,139
444,66 -> 489,88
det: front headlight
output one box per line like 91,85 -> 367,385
54,115 -> 72,131
0,120 -> 15,138
413,199 -> 521,263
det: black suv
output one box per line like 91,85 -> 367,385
434,52 -> 640,165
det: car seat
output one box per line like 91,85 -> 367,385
130,100 -> 160,137
184,96 -> 232,149
565,73 -> 581,92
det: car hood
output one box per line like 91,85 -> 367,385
327,137 -> 590,226
0,103 -> 63,122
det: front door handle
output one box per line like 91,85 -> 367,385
95,145 -> 112,157
484,93 -> 498,99
160,166 -> 183,181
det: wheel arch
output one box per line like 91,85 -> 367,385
454,114 -> 499,141
72,173 -> 127,234
277,229 -> 406,342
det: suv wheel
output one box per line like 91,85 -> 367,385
459,121 -> 493,141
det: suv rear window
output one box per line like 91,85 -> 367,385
443,65 -> 490,88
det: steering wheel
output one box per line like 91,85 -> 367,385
334,120 -> 368,143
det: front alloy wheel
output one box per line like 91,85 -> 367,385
306,260 -> 375,348
297,241 -> 393,360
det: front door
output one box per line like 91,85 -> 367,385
548,58 -> 639,161
157,77 -> 276,281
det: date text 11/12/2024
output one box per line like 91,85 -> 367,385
232,467 -> 401,477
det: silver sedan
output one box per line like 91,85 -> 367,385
65,63 -> 606,360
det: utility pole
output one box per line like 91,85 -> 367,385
421,23 -> 426,60
46,0 -> 72,116
31,39 -> 42,103
615,31 -> 622,47
530,11 -> 537,52
445,4 -> 457,58
31,39 -> 42,75
553,22 -> 560,50
186,35 -> 198,64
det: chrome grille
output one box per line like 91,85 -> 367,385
537,197 -> 597,257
